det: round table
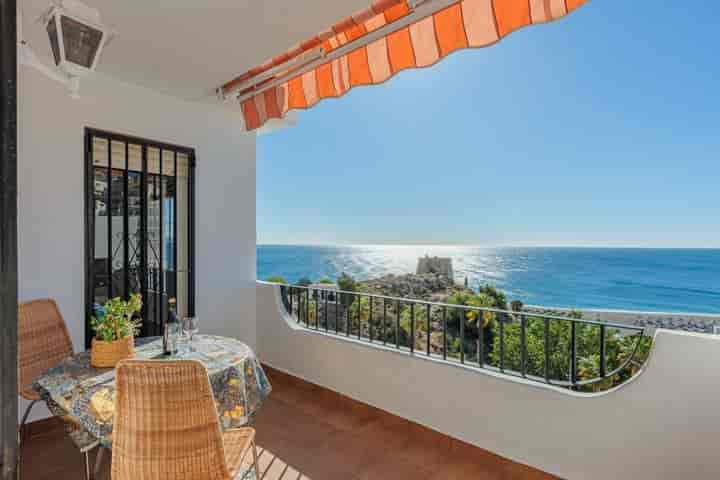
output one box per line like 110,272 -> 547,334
34,335 -> 272,450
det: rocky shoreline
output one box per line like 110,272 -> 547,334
274,252 -> 720,334
356,272 -> 720,334
359,273 -> 458,302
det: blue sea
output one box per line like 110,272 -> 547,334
257,245 -> 720,314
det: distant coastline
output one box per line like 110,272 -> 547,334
258,243 -> 720,250
258,245 -> 720,315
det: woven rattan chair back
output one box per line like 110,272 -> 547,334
18,299 -> 74,399
112,360 -> 233,480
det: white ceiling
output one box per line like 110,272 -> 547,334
20,0 -> 370,101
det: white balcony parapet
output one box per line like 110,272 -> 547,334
257,281 -> 720,480
265,282 -> 649,391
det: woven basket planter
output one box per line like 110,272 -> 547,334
91,336 -> 135,368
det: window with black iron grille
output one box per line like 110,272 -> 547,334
84,128 -> 195,346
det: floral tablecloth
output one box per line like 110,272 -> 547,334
34,335 -> 272,450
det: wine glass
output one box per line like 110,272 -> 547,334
182,316 -> 199,352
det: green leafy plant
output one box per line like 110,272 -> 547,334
317,278 -> 335,284
489,310 -> 653,391
337,273 -> 357,292
91,293 -> 143,342
265,276 -> 288,284
447,290 -> 498,329
337,273 -> 358,306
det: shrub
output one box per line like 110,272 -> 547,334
337,273 -> 358,306
489,310 -> 653,391
265,276 -> 288,284
478,284 -> 508,310
337,273 -> 357,292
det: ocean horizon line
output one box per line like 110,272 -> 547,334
257,243 -> 720,250
257,245 -> 720,314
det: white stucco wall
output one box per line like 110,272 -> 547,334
18,67 -> 257,420
257,281 -> 720,480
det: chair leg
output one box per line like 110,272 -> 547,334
251,439 -> 260,479
93,446 -> 105,479
84,451 -> 91,480
17,400 -> 38,480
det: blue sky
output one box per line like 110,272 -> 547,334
257,1 -> 720,247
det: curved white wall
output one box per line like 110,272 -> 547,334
257,282 -> 720,480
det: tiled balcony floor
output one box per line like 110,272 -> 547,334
20,366 -> 554,479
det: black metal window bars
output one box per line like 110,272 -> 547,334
278,284 -> 649,391
84,128 -> 196,346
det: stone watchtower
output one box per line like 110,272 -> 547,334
416,255 -> 454,279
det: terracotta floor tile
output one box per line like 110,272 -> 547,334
312,429 -> 391,475
286,449 -> 362,480
21,367 -> 555,480
358,455 -> 439,480
354,418 -> 412,451
393,432 -> 453,468
257,438 -> 316,472
320,404 -> 383,432
256,404 -> 341,451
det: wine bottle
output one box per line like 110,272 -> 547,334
163,298 -> 179,355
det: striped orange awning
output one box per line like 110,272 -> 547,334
226,0 -> 587,131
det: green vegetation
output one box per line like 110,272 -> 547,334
442,286 -> 507,362
91,294 -> 143,342
265,276 -> 288,284
296,277 -> 313,287
280,273 -> 652,391
317,278 -> 335,284
337,273 -> 358,306
489,312 -> 653,391
337,273 -> 357,292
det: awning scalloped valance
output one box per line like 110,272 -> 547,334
224,0 -> 587,131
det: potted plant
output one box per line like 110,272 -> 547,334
90,293 -> 143,368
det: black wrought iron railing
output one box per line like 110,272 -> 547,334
276,284 -> 652,392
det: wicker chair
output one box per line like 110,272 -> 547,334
18,299 -> 99,479
112,360 -> 259,480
